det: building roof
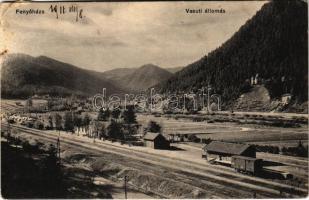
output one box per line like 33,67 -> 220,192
143,132 -> 162,141
232,155 -> 261,161
282,93 -> 292,97
203,141 -> 251,155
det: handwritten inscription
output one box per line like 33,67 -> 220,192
15,5 -> 84,22
50,5 -> 84,21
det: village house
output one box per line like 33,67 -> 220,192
202,141 -> 256,164
143,132 -> 170,149
281,93 -> 292,105
74,125 -> 93,136
250,73 -> 262,85
9,114 -> 35,124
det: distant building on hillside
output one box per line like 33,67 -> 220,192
202,141 -> 256,163
143,132 -> 170,149
251,76 -> 254,85
251,73 -> 261,85
281,93 -> 292,105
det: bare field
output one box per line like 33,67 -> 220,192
1,99 -> 25,113
137,114 -> 308,146
1,99 -> 47,114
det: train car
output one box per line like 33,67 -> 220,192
231,155 -> 263,175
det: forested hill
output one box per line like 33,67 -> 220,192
157,0 -> 308,105
100,64 -> 173,92
117,64 -> 173,92
1,54 -> 124,98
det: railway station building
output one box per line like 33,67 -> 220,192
202,141 -> 256,163
143,132 -> 170,149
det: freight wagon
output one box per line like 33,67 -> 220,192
231,155 -> 263,175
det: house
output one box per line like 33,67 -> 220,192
75,126 -> 92,136
250,76 -> 254,85
202,141 -> 256,163
254,73 -> 260,85
143,132 -> 170,149
281,93 -> 292,105
251,74 -> 261,85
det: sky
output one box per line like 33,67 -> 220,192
0,1 -> 267,72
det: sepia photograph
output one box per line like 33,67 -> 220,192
0,0 -> 308,199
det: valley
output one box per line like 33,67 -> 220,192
1,0 -> 308,199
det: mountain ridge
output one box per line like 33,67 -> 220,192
1,54 -> 176,97
1,53 -> 125,98
113,63 -> 173,92
156,0 -> 308,109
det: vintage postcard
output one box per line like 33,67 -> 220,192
0,0 -> 308,199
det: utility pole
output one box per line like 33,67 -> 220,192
8,120 -> 11,133
124,175 -> 127,199
57,131 -> 61,165
207,84 -> 212,112
7,121 -> 11,143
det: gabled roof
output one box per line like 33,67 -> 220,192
203,141 -> 251,155
143,132 -> 161,141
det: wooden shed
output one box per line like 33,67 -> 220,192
143,132 -> 170,149
202,141 -> 256,163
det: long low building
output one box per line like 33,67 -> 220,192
202,141 -> 256,163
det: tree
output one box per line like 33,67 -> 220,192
98,123 -> 106,139
63,112 -> 74,132
147,121 -> 161,133
122,124 -> 138,140
107,120 -> 124,140
47,99 -> 53,111
34,121 -> 44,130
42,144 -> 63,195
97,108 -> 104,121
25,98 -> 33,113
25,98 -> 33,107
111,109 -> 121,119
83,113 -> 91,136
83,113 -> 91,127
47,115 -> 53,130
53,113 -> 62,132
123,106 -> 137,124
297,140 -> 307,157
97,108 -> 110,121
73,114 -> 82,135
156,1 -> 308,107
281,146 -> 287,154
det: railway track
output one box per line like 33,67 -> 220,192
3,124 -> 308,198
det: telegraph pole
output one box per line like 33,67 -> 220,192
207,84 -> 212,112
57,131 -> 61,165
7,120 -> 11,142
124,175 -> 127,199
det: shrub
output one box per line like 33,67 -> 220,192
22,140 -> 39,153
147,121 -> 161,133
34,121 -> 44,130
